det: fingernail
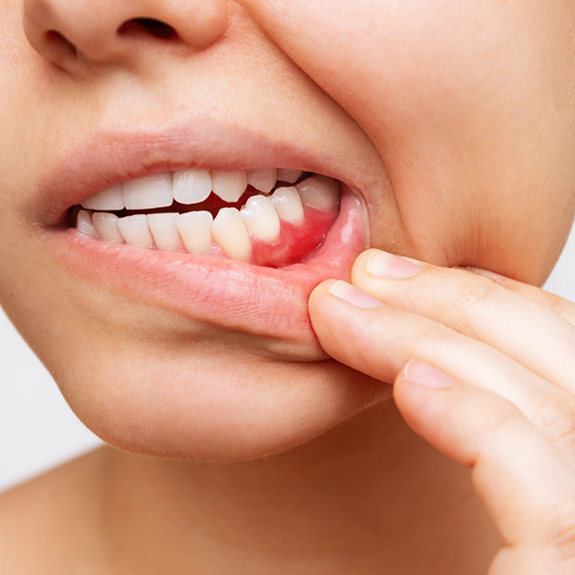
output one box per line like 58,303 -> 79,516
367,251 -> 422,280
403,359 -> 454,389
466,267 -> 505,282
329,280 -> 383,309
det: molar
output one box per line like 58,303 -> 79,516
173,169 -> 212,205
270,186 -> 305,226
177,211 -> 213,255
80,184 -> 124,211
211,170 -> 248,203
117,214 -> 154,248
212,207 -> 252,262
147,213 -> 181,251
123,174 -> 172,210
296,176 -> 339,212
92,212 -> 124,243
240,195 -> 281,244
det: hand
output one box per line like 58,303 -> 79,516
309,249 -> 575,574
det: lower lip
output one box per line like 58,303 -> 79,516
48,187 -> 367,345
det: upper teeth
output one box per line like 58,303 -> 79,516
81,168 -> 306,212
77,168 -> 340,263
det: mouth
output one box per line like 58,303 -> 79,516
40,125 -> 369,355
73,168 -> 340,268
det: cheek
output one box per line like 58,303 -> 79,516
249,0 -> 575,281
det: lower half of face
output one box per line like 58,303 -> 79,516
1,0 -> 575,461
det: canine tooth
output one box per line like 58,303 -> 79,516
296,176 -> 339,211
117,215 -> 154,248
247,168 -> 277,194
211,170 -> 248,203
173,169 -> 212,205
92,212 -> 124,243
76,210 -> 97,237
123,174 -> 172,210
277,169 -> 302,184
240,195 -> 280,244
147,213 -> 180,251
176,211 -> 213,254
271,186 -> 305,225
80,184 -> 124,211
212,208 -> 252,261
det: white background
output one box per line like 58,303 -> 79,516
1,231 -> 574,492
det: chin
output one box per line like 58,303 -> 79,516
56,342 -> 389,462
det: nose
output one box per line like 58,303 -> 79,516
23,0 -> 227,68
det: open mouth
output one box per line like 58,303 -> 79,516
42,126 -> 369,349
74,168 -> 340,268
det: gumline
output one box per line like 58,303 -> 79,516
71,171 -> 342,269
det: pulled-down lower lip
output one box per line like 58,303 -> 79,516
48,186 -> 367,344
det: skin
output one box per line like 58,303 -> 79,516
0,0 -> 574,573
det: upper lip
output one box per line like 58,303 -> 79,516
32,117 -> 373,227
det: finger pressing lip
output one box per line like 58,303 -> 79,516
349,249 -> 575,400
309,276 -> 575,460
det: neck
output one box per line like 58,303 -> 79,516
99,400 -> 498,574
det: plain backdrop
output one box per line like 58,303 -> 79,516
1,230 -> 575,492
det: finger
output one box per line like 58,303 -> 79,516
350,249 -> 575,398
308,281 -> 575,462
394,360 -> 575,573
467,266 -> 575,327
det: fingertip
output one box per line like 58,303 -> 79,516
393,361 -> 458,448
309,278 -> 339,301
402,359 -> 455,389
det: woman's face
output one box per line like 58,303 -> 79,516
1,0 -> 574,460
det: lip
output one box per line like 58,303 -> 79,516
33,119 -> 373,227
36,120 -> 370,353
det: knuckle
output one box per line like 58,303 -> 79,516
448,274 -> 500,314
531,396 -> 575,455
547,295 -> 575,326
543,501 -> 575,564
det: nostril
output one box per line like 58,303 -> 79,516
45,30 -> 77,58
118,18 -> 177,40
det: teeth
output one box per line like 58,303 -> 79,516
276,169 -> 302,184
173,169 -> 212,205
211,170 -> 248,203
123,174 -> 173,210
76,210 -> 97,237
117,215 -> 154,248
177,211 -> 213,255
76,170 -> 342,260
270,186 -> 305,226
212,208 -> 252,262
247,168 -> 277,195
81,184 -> 124,211
296,176 -> 339,212
147,213 -> 180,251
240,195 -> 281,244
92,212 -> 124,243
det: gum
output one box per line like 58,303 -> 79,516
249,205 -> 338,268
